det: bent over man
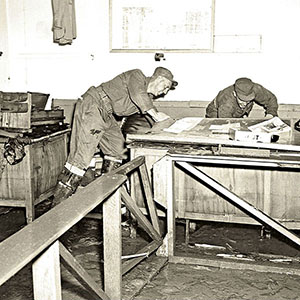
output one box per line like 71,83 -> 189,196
52,67 -> 178,206
206,77 -> 278,118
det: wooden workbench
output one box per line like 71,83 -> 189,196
126,118 -> 300,229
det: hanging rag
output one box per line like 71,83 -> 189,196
3,138 -> 26,165
52,0 -> 77,45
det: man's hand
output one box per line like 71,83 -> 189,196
154,112 -> 170,122
265,114 -> 274,119
146,118 -> 176,133
146,108 -> 170,122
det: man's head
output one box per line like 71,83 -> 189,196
148,67 -> 178,97
234,78 -> 255,102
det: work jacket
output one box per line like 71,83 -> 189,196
99,69 -> 155,117
206,83 -> 278,118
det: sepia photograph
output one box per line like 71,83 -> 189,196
1,0 -> 300,299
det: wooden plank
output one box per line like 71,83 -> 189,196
166,156 -> 175,257
0,129 -> 20,138
32,241 -> 62,300
111,155 -> 145,176
127,133 -> 300,152
0,199 -> 26,206
177,161 -> 300,248
120,186 -> 161,242
122,240 -> 162,275
139,163 -> 161,236
0,173 -> 127,286
153,155 -> 169,209
169,255 -> 300,276
157,156 -> 176,258
59,242 -> 110,300
215,146 -> 270,157
103,188 -> 122,300
29,128 -> 71,143
263,170 -> 271,215
172,210 -> 300,230
130,148 -> 168,211
169,154 -> 300,168
25,143 -> 35,223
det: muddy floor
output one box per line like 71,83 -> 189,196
1,202 -> 300,300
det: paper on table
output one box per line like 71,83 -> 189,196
163,117 -> 203,134
248,117 -> 291,133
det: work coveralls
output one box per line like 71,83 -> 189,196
67,69 -> 155,172
206,83 -> 278,118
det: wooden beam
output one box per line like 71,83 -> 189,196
169,154 -> 300,168
32,241 -> 62,300
166,156 -> 175,257
177,161 -> 300,248
122,240 -> 162,275
59,242 -> 110,300
126,133 -> 300,152
169,255 -> 300,276
120,186 -> 161,242
111,155 -> 145,176
157,156 -> 175,257
103,188 -> 122,300
139,163 -> 161,235
25,144 -> 35,223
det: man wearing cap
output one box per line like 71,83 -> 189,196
52,67 -> 178,206
206,77 -> 278,118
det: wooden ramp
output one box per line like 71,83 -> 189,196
0,156 -> 163,300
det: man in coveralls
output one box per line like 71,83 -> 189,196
52,67 -> 178,206
205,77 -> 278,118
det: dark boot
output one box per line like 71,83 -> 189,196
101,157 -> 122,174
52,167 -> 83,207
80,168 -> 96,187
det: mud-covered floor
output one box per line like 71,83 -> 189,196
1,202 -> 300,300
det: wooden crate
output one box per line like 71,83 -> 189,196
0,93 -> 64,130
0,129 -> 69,223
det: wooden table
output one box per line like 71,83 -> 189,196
126,117 -> 300,272
126,118 -> 300,230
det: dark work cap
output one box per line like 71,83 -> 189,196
234,77 -> 255,101
153,67 -> 178,90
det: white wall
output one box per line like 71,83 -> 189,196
1,0 -> 300,105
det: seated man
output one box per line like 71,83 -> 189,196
206,77 -> 278,118
52,67 -> 178,206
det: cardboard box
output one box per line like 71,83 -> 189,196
229,128 -> 272,143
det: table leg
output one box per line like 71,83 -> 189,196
166,157 -> 175,257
